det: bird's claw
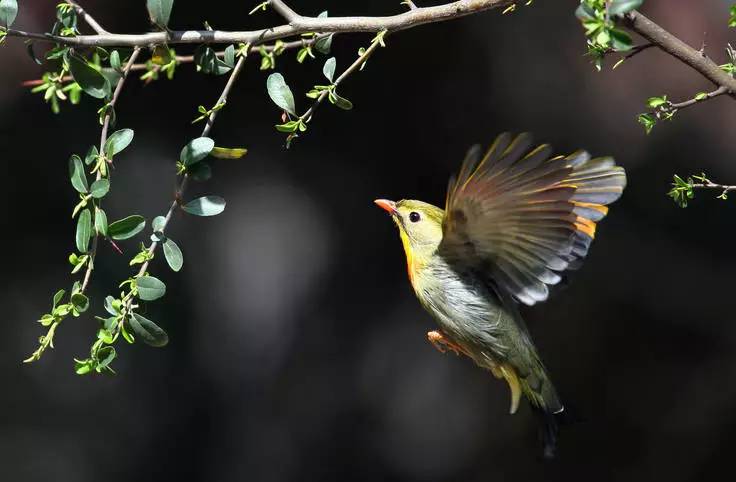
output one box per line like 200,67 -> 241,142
427,330 -> 464,356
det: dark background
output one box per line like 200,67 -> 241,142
2,1 -> 736,481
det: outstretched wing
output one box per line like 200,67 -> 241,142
439,133 -> 626,306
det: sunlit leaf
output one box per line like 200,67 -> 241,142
136,276 -> 166,301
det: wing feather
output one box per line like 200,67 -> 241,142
440,133 -> 626,306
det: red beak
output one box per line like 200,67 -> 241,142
374,199 -> 397,214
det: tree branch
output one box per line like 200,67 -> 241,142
691,181 -> 736,193
624,10 -> 736,100
2,0 -> 513,47
668,86 -> 728,110
80,47 -> 142,293
270,0 -> 301,22
64,0 -> 109,35
21,36 -> 325,87
133,53 -> 249,280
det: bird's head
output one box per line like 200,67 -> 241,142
374,199 -> 445,273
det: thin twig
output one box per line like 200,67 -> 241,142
623,42 -> 654,60
133,54 -> 248,279
2,0 -> 513,47
65,0 -> 109,35
21,36 -> 326,87
624,11 -> 736,99
668,86 -> 727,110
691,181 -> 736,193
300,35 -> 383,125
80,47 -> 141,293
403,1 -> 419,11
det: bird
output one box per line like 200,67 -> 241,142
374,132 -> 626,457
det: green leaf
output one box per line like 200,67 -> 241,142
609,28 -> 632,51
104,128 -> 134,157
85,145 -> 99,166
330,91 -> 353,110
69,154 -> 88,194
26,42 -> 43,65
189,162 -> 212,182
96,346 -> 116,369
152,215 -> 166,232
575,3 -> 595,20
314,34 -> 333,55
129,312 -> 168,347
647,96 -> 667,108
76,209 -> 92,253
75,359 -> 92,375
194,45 -> 231,75
110,50 -> 121,70
224,44 -> 236,67
136,276 -> 166,301
70,292 -> 89,313
0,0 -> 18,27
210,146 -> 248,159
637,112 -> 657,134
95,208 -> 108,236
323,57 -> 336,82
180,137 -> 214,166
266,73 -> 296,116
146,0 -> 174,28
608,0 -> 643,16
275,120 -> 301,133
163,238 -> 183,271
151,45 -> 173,65
695,92 -> 708,101
68,54 -> 111,99
108,215 -> 146,240
90,179 -> 110,198
53,289 -> 66,308
181,196 -> 226,216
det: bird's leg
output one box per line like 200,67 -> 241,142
426,330 -> 468,357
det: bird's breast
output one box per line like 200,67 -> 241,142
412,258 -> 505,352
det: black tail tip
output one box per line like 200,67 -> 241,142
535,405 -> 579,460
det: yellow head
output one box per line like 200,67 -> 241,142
375,199 -> 445,281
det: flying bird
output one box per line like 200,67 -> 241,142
375,132 -> 626,457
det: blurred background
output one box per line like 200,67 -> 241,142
2,1 -> 736,481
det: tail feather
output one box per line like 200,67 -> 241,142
532,403 -> 579,459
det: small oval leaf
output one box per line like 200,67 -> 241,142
266,73 -> 296,116
163,238 -> 183,272
90,179 -> 110,198
104,129 -> 134,157
68,54 -> 111,99
180,137 -> 214,166
0,0 -> 18,28
181,196 -> 226,216
108,215 -> 146,240
146,0 -> 174,28
608,0 -> 643,16
95,208 -> 108,236
323,57 -> 336,82
70,292 -> 89,313
189,162 -> 212,182
136,276 -> 166,301
76,209 -> 92,253
129,312 -> 169,347
152,215 -> 166,232
69,154 -> 89,194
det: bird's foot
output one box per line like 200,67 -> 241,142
427,330 -> 467,357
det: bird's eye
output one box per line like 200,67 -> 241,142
409,211 -> 421,223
